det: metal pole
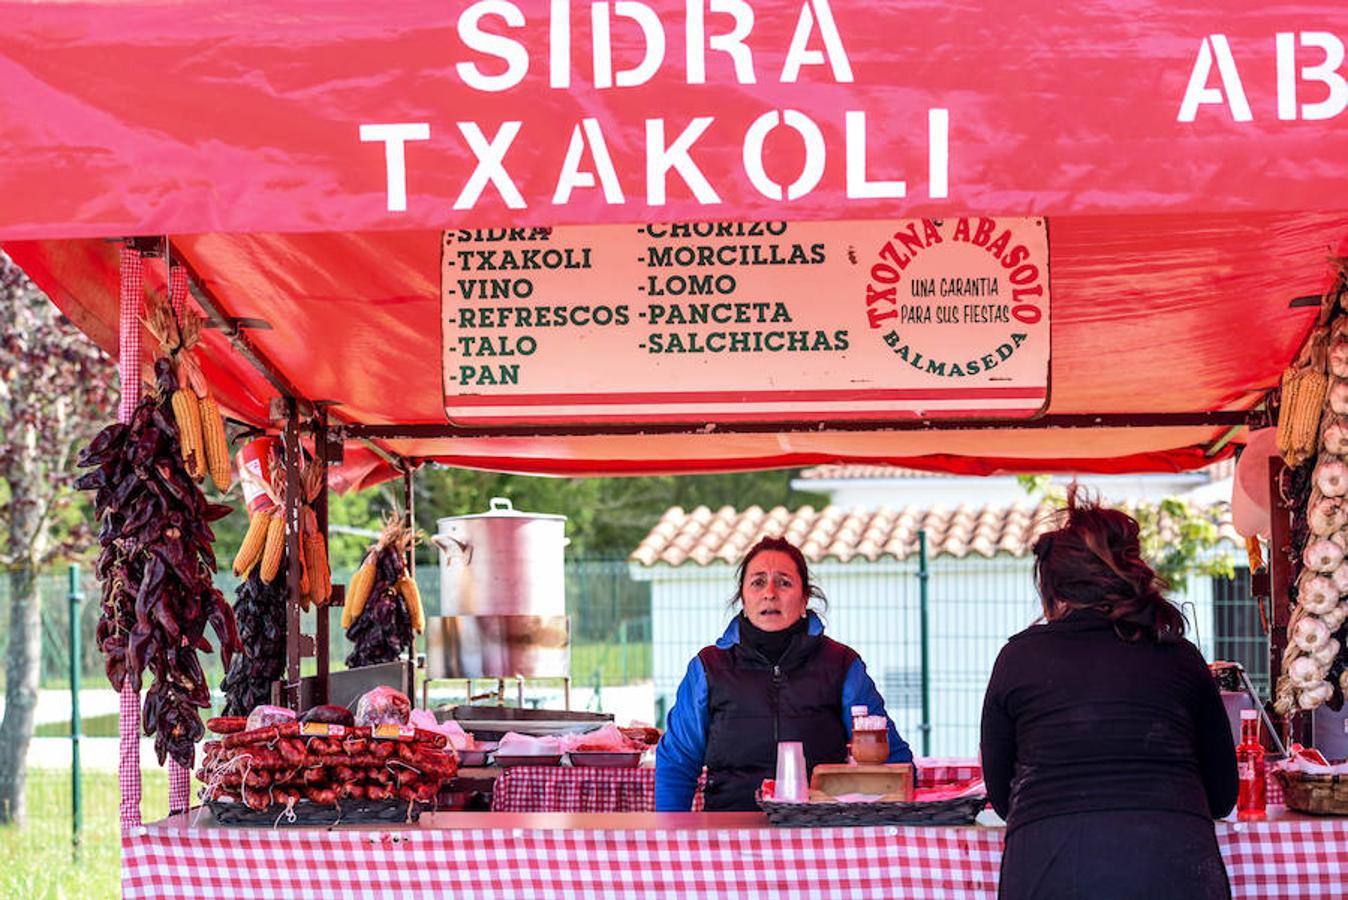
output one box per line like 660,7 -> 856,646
67,563 -> 82,862
918,529 -> 932,757
620,620 -> 628,685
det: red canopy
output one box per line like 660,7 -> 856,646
3,2 -> 1346,482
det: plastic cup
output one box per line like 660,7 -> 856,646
774,741 -> 808,803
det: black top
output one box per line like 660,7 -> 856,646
737,613 -> 808,663
698,631 -> 855,811
979,610 -> 1238,832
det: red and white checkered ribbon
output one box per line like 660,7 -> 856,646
120,813 -> 1348,899
168,757 -> 191,815
169,263 -> 188,317
167,764 -> 191,813
117,246 -> 144,832
118,681 -> 142,831
116,246 -> 144,423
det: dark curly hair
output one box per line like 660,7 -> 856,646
1032,485 -> 1185,642
729,536 -> 828,613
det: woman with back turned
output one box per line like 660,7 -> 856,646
980,487 -> 1238,899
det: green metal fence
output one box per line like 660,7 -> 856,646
0,555 -> 652,693
0,768 -> 166,898
1,555 -> 1257,724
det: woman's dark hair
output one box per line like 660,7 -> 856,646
1032,485 -> 1185,642
729,536 -> 828,613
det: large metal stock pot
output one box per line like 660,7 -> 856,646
432,497 -> 567,616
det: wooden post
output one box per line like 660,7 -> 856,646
282,399 -> 304,708
1266,455 -> 1311,747
314,407 -> 330,705
403,464 -> 417,700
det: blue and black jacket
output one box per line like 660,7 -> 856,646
655,612 -> 914,811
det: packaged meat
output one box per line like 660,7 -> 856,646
353,685 -> 412,727
300,704 -> 355,726
560,724 -> 642,753
245,704 -> 296,732
409,708 -> 471,750
495,732 -> 562,756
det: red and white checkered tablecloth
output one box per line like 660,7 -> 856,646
122,810 -> 1348,899
492,758 -> 986,814
492,765 -> 655,813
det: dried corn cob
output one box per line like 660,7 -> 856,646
302,507 -> 331,606
170,388 -> 205,479
199,396 -> 231,491
178,351 -> 209,400
259,511 -> 287,582
303,459 -> 324,504
1278,327 -> 1330,466
140,296 -> 180,357
178,312 -> 202,352
298,548 -> 312,612
1278,366 -> 1328,466
1276,368 -> 1295,458
233,510 -> 271,577
396,573 -> 425,634
306,534 -> 331,606
342,558 -> 376,628
1244,535 -> 1263,573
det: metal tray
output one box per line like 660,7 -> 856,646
493,753 -> 563,767
438,705 -> 612,739
567,751 -> 643,769
457,743 -> 497,767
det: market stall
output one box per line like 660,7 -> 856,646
4,1 -> 1348,896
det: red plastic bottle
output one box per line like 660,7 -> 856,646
1235,709 -> 1266,821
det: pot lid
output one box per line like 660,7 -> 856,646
437,497 -> 567,527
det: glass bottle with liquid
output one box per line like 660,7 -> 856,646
850,705 -> 889,764
1236,709 -> 1266,821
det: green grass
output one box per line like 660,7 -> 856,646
570,640 -> 651,686
34,714 -> 121,738
0,768 -> 168,899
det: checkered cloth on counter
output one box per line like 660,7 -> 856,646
122,812 -> 1348,899
491,758 -> 987,814
492,765 -> 654,813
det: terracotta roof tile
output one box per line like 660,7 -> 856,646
631,501 -> 1240,565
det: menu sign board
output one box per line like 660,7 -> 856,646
441,217 -> 1050,424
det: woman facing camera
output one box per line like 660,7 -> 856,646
980,488 -> 1238,899
656,536 -> 914,812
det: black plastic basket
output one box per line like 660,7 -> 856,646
207,796 -> 428,828
757,794 -> 987,827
